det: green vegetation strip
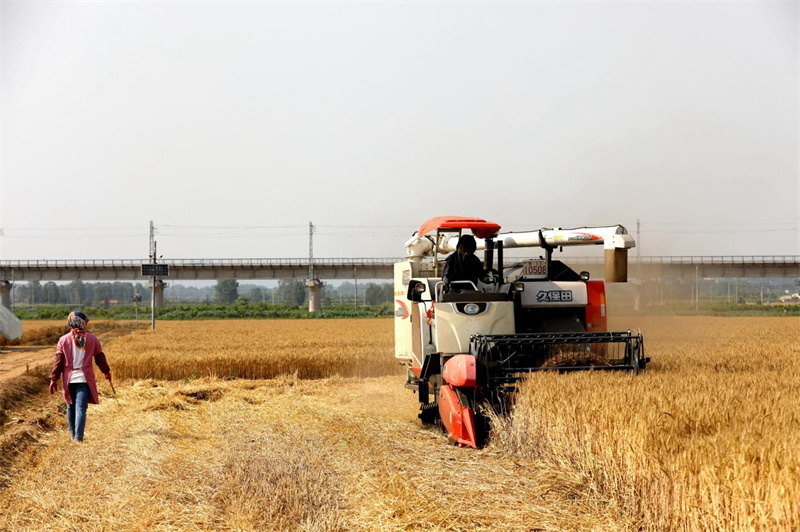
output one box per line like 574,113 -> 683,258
12,303 -> 395,321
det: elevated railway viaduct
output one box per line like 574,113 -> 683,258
1,256 -> 798,310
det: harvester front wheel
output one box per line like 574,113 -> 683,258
419,402 -> 439,424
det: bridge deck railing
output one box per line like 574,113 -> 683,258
0,256 -> 798,269
0,258 -> 401,268
565,255 -> 800,265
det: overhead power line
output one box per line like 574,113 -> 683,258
643,218 -> 799,227
161,224 -> 304,230
1,233 -> 146,240
158,233 -> 307,239
321,225 -> 413,228
0,226 -> 143,231
643,228 -> 797,234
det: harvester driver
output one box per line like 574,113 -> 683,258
442,234 -> 484,290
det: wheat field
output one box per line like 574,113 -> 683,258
0,320 -> 141,348
109,319 -> 399,380
491,317 -> 799,531
0,316 -> 796,531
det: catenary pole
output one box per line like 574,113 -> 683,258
150,221 -> 156,330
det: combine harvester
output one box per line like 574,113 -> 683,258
394,216 -> 649,448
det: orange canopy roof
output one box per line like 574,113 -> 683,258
418,216 -> 501,239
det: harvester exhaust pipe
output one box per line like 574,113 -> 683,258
497,241 -> 503,276
484,238 -> 495,271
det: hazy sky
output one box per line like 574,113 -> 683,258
1,1 -> 798,260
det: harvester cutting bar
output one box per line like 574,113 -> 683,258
470,331 -> 646,386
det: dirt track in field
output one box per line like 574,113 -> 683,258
0,346 -> 54,383
0,375 -> 616,531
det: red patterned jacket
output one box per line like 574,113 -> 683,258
50,332 -> 111,405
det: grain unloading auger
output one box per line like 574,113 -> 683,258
394,216 -> 649,448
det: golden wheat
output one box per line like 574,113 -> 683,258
0,320 -> 138,347
0,317 -> 796,531
0,320 -> 63,347
109,319 -> 399,380
492,316 -> 800,531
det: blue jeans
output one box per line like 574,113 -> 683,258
67,383 -> 90,442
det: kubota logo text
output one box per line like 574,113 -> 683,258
536,290 -> 573,303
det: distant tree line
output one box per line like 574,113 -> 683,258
13,280 -> 150,307
633,277 -> 800,306
215,279 -> 394,306
10,277 -> 798,310
11,279 -> 396,308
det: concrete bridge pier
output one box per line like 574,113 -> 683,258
306,279 -> 323,312
149,280 -> 166,308
0,281 -> 11,310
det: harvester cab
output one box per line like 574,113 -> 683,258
394,216 -> 649,448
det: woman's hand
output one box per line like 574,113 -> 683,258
49,380 -> 58,394
103,373 -> 112,381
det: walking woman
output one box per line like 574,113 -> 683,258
48,311 -> 112,442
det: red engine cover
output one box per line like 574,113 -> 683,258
442,355 -> 477,387
585,280 -> 607,332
